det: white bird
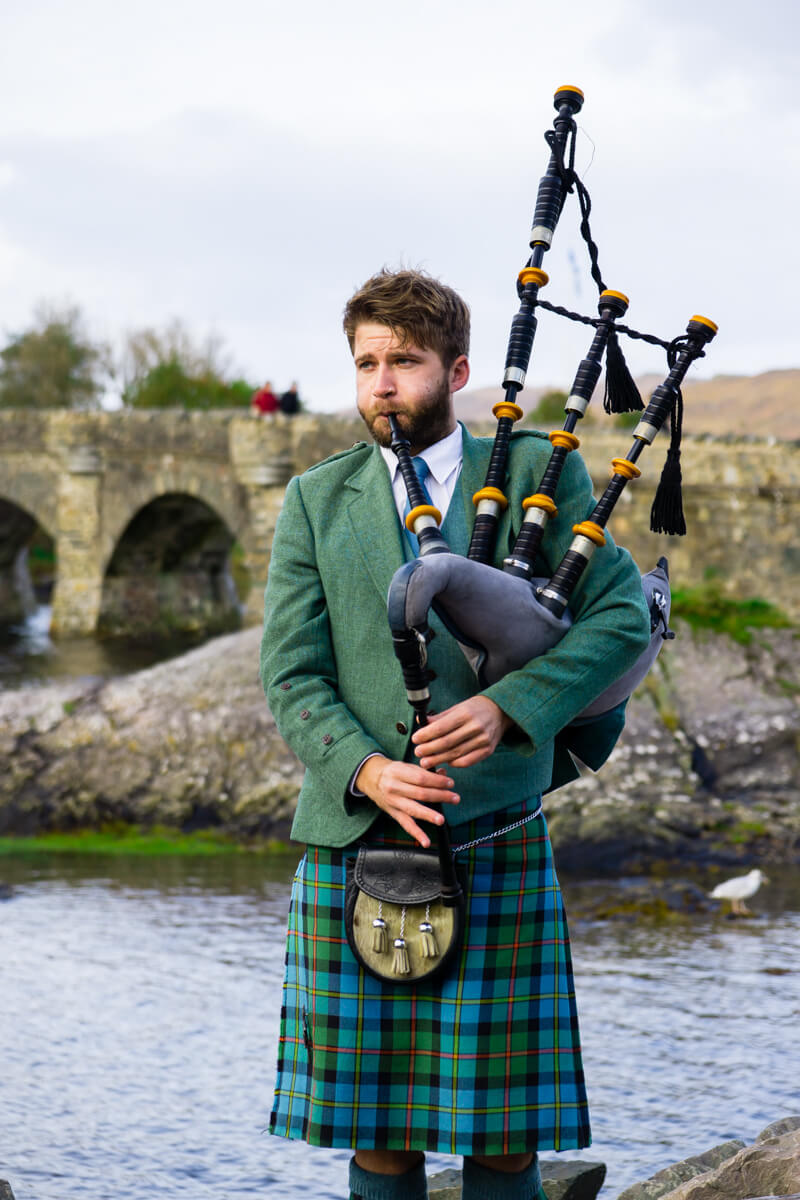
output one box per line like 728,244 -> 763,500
710,868 -> 770,915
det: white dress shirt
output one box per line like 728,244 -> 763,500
349,424 -> 464,797
379,423 -> 463,528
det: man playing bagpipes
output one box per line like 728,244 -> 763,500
261,267 -> 651,1200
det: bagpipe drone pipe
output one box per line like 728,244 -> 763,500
388,85 -> 718,749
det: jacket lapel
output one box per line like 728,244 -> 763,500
344,426 -> 526,600
345,444 -> 406,603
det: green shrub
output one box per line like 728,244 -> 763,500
670,583 -> 794,644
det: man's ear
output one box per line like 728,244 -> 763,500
449,354 -> 470,394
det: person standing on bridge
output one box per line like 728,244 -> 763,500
279,381 -> 301,415
251,380 -> 278,415
260,268 -> 649,1200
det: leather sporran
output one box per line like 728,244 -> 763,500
345,845 -> 465,985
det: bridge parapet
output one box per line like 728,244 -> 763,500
1,411 -> 798,634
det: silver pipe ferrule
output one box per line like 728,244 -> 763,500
569,535 -> 599,561
565,393 -> 590,415
529,225 -> 554,247
504,557 -> 532,574
476,499 -> 501,517
522,507 -> 549,527
633,419 -> 661,444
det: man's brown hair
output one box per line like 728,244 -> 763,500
343,268 -> 470,367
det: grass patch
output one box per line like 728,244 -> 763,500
0,825 -> 295,858
670,585 -> 794,645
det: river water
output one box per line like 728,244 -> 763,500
0,605 -> 215,689
0,852 -> 798,1200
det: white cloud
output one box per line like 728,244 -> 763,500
0,0 -> 797,410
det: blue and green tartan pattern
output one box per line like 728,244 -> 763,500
269,802 -> 591,1156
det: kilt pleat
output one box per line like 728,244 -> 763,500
269,800 -> 591,1156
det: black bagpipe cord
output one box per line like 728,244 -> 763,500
542,125 -> 642,415
531,125 -> 708,533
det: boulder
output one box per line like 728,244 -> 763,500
1,621 -> 798,867
0,626 -> 303,842
620,1119 -> 800,1200
617,1141 -> 746,1200
429,1158 -> 607,1200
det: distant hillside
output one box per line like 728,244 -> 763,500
457,369 -> 800,440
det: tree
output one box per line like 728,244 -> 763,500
525,389 -> 569,428
0,303 -> 110,409
119,320 -> 254,409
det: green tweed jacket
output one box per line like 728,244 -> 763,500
260,425 -> 650,848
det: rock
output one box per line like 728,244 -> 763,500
428,1159 -> 607,1200
545,623 -> 800,871
0,626 -> 304,842
540,1159 -> 607,1200
617,1141 -> 746,1200
0,621 -> 798,866
568,878 -> 717,923
755,1116 -> 800,1141
428,1167 -> 462,1200
0,1181 -> 14,1199
621,1122 -> 800,1200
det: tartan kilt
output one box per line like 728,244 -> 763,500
269,798 -> 590,1157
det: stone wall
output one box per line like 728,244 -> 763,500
1,410 -> 798,633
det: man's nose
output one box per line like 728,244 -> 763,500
372,363 -> 396,395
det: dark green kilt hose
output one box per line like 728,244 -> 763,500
269,797 -> 591,1156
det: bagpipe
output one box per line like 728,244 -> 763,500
388,83 -> 718,751
350,85 -> 718,981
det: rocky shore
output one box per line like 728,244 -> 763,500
3,1118 -> 798,1199
425,1116 -> 800,1200
1,620 -> 798,869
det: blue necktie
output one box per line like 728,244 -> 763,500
402,456 -> 433,556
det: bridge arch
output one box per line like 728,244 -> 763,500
98,491 -> 242,637
99,468 -> 247,576
0,495 -> 56,627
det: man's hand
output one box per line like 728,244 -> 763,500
355,755 -> 460,848
411,695 -> 512,770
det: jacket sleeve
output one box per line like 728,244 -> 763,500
259,476 -> 385,819
483,446 -> 651,755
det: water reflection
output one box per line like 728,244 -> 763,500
0,605 -> 219,689
0,854 -> 798,1200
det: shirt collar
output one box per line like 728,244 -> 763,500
379,423 -> 463,485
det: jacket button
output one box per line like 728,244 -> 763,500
396,721 -> 408,735
322,734 -> 333,745
280,682 -> 292,691
300,709 -> 310,720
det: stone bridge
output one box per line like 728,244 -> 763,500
1,409 -> 799,636
0,410 -> 366,636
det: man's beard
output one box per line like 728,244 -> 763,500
360,377 -> 455,453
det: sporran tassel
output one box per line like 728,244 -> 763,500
603,329 -> 643,414
419,921 -> 439,959
392,938 -> 411,975
371,913 -> 388,954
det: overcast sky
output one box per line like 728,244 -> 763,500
1,0 -> 798,413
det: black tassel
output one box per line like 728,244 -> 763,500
650,391 -> 686,536
604,329 -> 643,414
